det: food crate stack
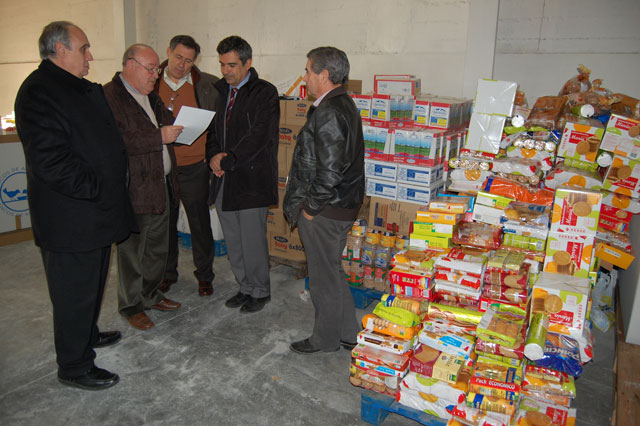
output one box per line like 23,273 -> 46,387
359,74 -> 471,206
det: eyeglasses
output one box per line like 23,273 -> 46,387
128,57 -> 161,75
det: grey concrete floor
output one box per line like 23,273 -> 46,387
0,240 -> 615,425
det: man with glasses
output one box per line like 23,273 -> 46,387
104,44 -> 184,330
154,35 -> 220,298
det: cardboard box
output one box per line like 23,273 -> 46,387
531,272 -> 590,335
473,79 -> 517,116
543,231 -> 595,279
283,99 -> 312,126
557,117 -> 604,163
374,75 -> 421,96
602,154 -> 640,197
415,210 -> 460,225
363,125 -> 393,161
364,159 -> 397,182
277,144 -> 294,177
368,196 -> 423,234
412,222 -> 455,238
345,79 -> 362,94
475,191 -> 514,210
357,330 -> 415,355
266,207 -> 287,234
471,203 -> 503,226
370,94 -> 415,127
278,123 -> 303,147
550,186 -> 602,235
396,181 -> 444,205
599,113 -> 640,159
366,178 -> 397,200
268,228 -> 306,262
410,346 -> 464,383
595,242 -> 635,270
409,233 -> 452,249
392,283 -> 431,300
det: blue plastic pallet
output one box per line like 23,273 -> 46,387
349,285 -> 384,309
361,391 -> 448,426
178,232 -> 227,257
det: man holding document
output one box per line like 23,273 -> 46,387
104,44 -> 183,330
155,35 -> 220,297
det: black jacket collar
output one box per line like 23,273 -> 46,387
39,59 -> 92,92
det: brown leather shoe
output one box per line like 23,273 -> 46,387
198,281 -> 213,297
149,298 -> 181,311
127,312 -> 154,330
159,279 -> 176,293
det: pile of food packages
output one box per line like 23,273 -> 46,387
344,67 -> 638,425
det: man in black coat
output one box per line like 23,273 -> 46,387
14,21 -> 136,390
206,36 -> 279,314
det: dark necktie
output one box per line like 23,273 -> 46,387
226,88 -> 238,128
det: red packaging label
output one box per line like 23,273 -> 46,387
560,199 -> 578,227
566,240 -> 584,268
615,117 -> 639,132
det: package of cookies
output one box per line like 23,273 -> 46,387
557,116 -> 604,163
351,343 -> 411,378
514,397 -> 577,426
427,302 -> 484,326
518,389 -> 572,408
429,195 -> 473,214
600,188 -> 640,214
372,302 -> 422,327
391,249 -> 440,272
397,387 -> 454,420
501,201 -> 551,226
349,361 -> 400,396
521,365 -> 576,399
504,144 -> 555,171
418,323 -> 476,358
483,176 -> 555,206
476,305 -> 526,347
450,404 -> 512,426
476,353 -> 523,369
530,272 -> 590,335
476,191 -> 516,210
483,267 -> 529,290
389,267 -> 432,290
423,317 -> 478,337
482,283 -> 527,305
435,270 -> 483,290
544,163 -> 604,191
466,392 -> 517,417
533,332 -> 583,378
401,370 -> 468,404
433,281 -> 482,305
448,168 -> 494,193
357,329 -> 416,355
502,234 -> 546,252
409,345 -> 466,383
452,222 -> 502,249
468,374 -> 521,401
362,313 -> 420,339
475,327 -> 526,360
602,154 -> 640,198
543,232 -> 595,279
550,186 -> 602,235
486,249 -> 528,273
435,247 -> 488,276
599,112 -> 640,158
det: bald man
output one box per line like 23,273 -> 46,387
104,44 -> 183,331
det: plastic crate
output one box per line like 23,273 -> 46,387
349,285 -> 384,309
360,390 -> 448,426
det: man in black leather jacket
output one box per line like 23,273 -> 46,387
283,47 -> 364,354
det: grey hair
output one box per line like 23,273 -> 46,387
122,43 -> 153,66
306,47 -> 350,85
38,21 -> 75,60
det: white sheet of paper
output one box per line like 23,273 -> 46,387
173,106 -> 215,145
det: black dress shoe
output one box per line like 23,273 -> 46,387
240,295 -> 271,313
290,338 -> 339,355
93,331 -> 122,348
225,292 -> 251,308
340,340 -> 357,350
58,367 -> 119,391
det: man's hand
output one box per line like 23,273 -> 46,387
209,152 -> 228,177
161,125 -> 184,144
302,210 -> 314,221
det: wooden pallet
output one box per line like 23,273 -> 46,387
269,255 -> 307,279
360,391 -> 448,426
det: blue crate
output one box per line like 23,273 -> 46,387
303,279 -> 383,310
360,391 -> 448,426
178,232 -> 227,257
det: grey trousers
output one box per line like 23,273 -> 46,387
215,189 -> 270,299
117,184 -> 170,317
298,214 -> 360,350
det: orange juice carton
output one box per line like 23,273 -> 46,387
544,232 -> 595,279
531,272 -> 590,335
550,186 -> 602,236
557,116 -> 605,163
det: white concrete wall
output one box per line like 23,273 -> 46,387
494,0 -> 640,102
0,0 -> 127,117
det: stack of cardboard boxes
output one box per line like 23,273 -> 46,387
265,99 -> 312,263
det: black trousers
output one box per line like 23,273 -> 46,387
40,246 -> 111,377
165,161 -> 215,283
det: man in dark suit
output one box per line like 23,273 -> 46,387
14,21 -> 136,390
206,36 -> 279,314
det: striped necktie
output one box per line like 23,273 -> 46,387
226,88 -> 238,128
